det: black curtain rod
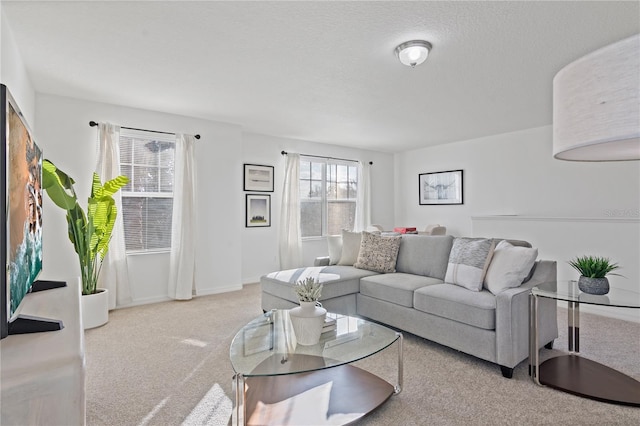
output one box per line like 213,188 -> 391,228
89,121 -> 200,139
281,150 -> 373,165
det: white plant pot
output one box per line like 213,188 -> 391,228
81,287 -> 109,330
289,301 -> 327,346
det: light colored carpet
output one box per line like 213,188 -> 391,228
84,283 -> 640,425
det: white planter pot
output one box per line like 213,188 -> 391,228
81,287 -> 109,330
289,301 -> 327,346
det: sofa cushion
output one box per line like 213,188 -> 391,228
484,240 -> 538,295
444,237 -> 496,291
360,273 -> 443,307
261,266 -> 378,303
327,235 -> 342,265
338,230 -> 362,266
395,234 -> 454,279
414,283 -> 497,330
354,231 -> 402,273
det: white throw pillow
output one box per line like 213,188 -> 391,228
327,235 -> 342,265
337,230 -> 362,266
444,237 -> 496,292
484,240 -> 538,295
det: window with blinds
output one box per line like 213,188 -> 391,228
119,129 -> 175,253
299,156 -> 358,238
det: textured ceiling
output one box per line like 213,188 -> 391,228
3,1 -> 639,153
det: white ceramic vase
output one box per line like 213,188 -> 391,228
289,301 -> 327,345
81,286 -> 109,330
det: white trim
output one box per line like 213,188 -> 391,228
471,215 -> 639,224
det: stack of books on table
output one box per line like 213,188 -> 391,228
322,316 -> 337,333
393,227 -> 418,234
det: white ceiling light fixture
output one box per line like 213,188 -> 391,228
395,40 -> 432,67
553,34 -> 640,161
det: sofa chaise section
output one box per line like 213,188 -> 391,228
261,265 -> 379,315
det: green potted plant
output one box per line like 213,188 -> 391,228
568,255 -> 621,295
289,277 -> 326,345
293,276 -> 323,303
41,159 -> 128,328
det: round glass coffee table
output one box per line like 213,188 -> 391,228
230,309 -> 403,426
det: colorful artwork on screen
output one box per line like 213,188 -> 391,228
7,102 -> 43,317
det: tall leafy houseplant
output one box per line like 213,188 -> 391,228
41,159 -> 128,295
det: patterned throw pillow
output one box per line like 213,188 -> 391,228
444,237 -> 496,291
354,231 -> 402,273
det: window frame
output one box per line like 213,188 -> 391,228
299,156 -> 358,239
119,128 -> 176,254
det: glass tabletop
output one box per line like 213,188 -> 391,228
230,310 -> 400,377
532,280 -> 640,309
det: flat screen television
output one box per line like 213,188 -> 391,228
1,84 -> 63,339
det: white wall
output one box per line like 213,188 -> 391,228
33,94 -> 395,304
1,9 -> 35,126
395,125 -> 640,321
34,94 -> 244,306
241,132 -> 395,283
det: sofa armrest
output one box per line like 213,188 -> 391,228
495,260 -> 558,368
314,256 -> 330,267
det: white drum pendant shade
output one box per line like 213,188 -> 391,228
553,34 -> 640,161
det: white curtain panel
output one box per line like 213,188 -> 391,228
168,133 -> 197,300
354,161 -> 371,232
96,122 -> 132,309
279,153 -> 302,269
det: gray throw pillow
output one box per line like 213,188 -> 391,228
354,231 -> 402,273
444,237 -> 496,291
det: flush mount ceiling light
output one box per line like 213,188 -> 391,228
395,40 -> 432,67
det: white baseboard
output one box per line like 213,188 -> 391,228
113,296 -> 172,310
196,284 -> 243,296
113,284 -> 246,310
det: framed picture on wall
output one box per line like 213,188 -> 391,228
244,164 -> 274,192
246,194 -> 271,227
419,169 -> 463,205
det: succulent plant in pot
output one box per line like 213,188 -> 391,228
293,276 -> 323,303
289,277 -> 326,345
568,255 -> 621,295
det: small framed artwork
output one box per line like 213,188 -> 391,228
246,194 -> 271,227
419,169 -> 463,205
244,164 -> 274,192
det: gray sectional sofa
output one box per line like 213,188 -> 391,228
260,234 -> 558,378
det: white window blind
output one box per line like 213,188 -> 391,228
299,156 -> 358,238
119,129 -> 175,253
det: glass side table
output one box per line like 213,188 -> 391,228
529,280 -> 640,406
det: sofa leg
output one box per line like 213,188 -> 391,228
544,340 -> 554,350
500,366 -> 514,379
